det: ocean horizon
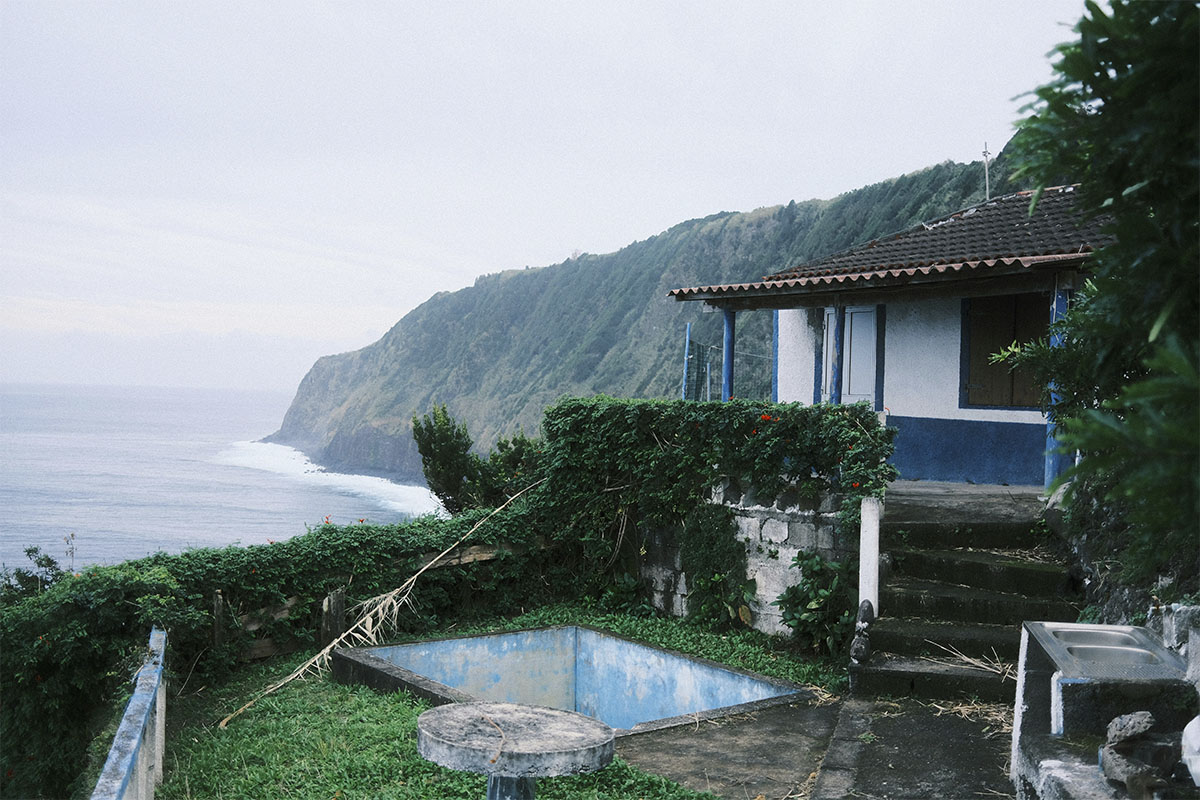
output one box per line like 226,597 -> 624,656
0,383 -> 442,571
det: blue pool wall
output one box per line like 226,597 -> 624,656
368,628 -> 578,711
348,625 -> 799,731
573,628 -> 794,729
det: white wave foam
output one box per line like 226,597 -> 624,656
215,441 -> 445,518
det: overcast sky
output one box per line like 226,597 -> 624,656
1,1 -> 1087,393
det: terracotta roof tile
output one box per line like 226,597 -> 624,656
765,185 -> 1110,282
670,186 -> 1114,301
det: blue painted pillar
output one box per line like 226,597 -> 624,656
681,322 -> 691,400
1044,287 -> 1071,488
721,308 -> 736,401
830,307 -> 846,404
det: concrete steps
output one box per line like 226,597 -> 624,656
851,481 -> 1083,702
892,547 -> 1072,596
868,618 -> 1020,661
882,577 -> 1077,626
851,653 -> 1014,703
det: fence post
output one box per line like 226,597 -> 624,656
212,590 -> 225,647
320,589 -> 347,647
858,496 -> 882,618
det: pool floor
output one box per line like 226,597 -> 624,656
331,625 -> 805,732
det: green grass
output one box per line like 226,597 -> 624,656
159,604 -> 844,799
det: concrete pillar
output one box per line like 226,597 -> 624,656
858,496 -> 882,617
771,310 -> 779,403
487,775 -> 536,799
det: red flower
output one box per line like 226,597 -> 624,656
852,482 -> 861,488
751,428 -> 757,435
761,414 -> 772,421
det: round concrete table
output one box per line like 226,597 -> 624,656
417,702 -> 615,800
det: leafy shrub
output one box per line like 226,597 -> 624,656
537,396 -> 895,568
0,546 -> 67,603
1006,0 -> 1199,592
678,504 -> 754,628
413,404 -> 545,512
0,507 -> 554,799
773,551 -> 857,655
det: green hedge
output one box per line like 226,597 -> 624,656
0,397 -> 895,798
0,505 -> 554,799
539,396 -> 894,540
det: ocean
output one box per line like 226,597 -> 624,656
0,383 -> 441,571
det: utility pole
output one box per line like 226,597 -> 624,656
983,141 -> 991,200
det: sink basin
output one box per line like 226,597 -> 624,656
1023,621 -> 1187,682
1051,628 -> 1140,646
1065,645 -> 1159,665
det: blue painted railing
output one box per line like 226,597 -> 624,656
91,628 -> 167,800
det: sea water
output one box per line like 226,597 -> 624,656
0,383 -> 441,570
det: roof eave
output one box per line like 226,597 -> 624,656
669,253 -> 1092,305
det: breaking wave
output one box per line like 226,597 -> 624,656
215,440 -> 444,518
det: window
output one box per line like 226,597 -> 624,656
821,306 -> 880,406
963,293 -> 1049,407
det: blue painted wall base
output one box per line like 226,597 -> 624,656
888,415 -> 1046,486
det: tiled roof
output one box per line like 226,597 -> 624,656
670,186 -> 1113,302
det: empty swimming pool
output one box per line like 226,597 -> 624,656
331,625 -> 805,732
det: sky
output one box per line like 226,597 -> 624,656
1,1 -> 1089,393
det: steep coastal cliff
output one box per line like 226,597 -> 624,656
268,156 -> 1016,481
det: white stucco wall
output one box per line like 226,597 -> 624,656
775,297 -> 1045,425
776,308 -> 817,405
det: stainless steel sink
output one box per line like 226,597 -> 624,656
1024,621 -> 1186,682
1065,644 -> 1159,665
1050,627 -> 1140,647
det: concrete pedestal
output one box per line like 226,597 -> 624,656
417,702 -> 614,799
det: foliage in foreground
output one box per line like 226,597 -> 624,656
1007,0 -> 1198,591
159,602 -> 845,800
0,508 -> 554,799
159,648 -> 716,800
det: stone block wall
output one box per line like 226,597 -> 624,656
640,479 -> 848,637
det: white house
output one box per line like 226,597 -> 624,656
670,186 -> 1112,488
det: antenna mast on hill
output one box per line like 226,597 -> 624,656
983,141 -> 992,200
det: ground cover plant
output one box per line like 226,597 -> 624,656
159,651 -> 717,800
160,602 -> 848,800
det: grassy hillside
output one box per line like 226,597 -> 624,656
269,149 -> 1020,482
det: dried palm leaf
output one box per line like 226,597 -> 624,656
219,480 -> 543,728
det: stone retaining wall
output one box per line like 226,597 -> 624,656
641,480 -> 848,636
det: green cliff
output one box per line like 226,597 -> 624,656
269,153 -> 1018,482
